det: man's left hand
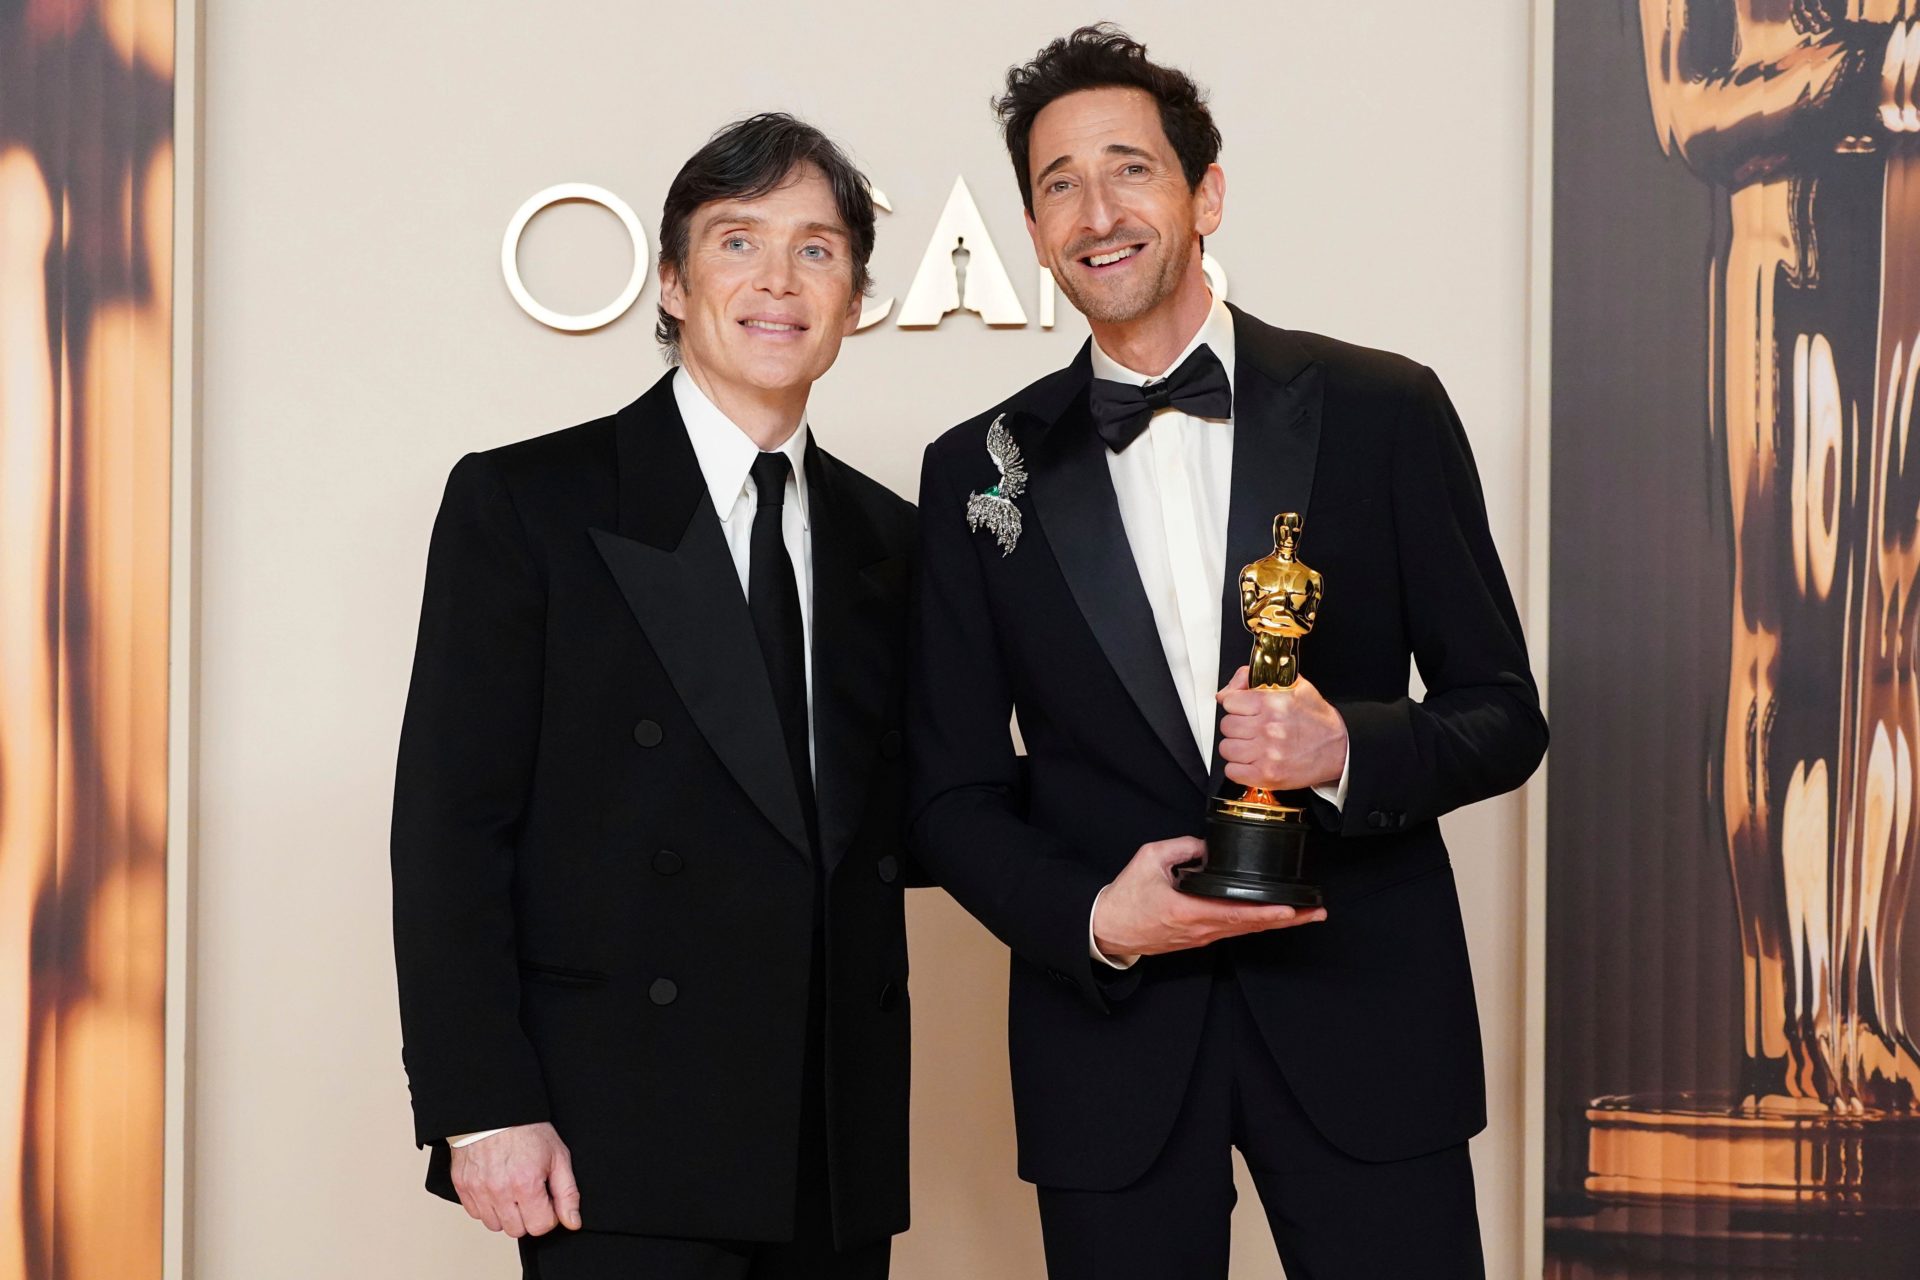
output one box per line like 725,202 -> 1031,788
1216,666 -> 1348,793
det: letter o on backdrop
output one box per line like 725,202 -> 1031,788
502,183 -> 650,332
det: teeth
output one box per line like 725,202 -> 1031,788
743,320 -> 801,331
1088,246 -> 1137,267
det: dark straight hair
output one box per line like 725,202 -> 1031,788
655,113 -> 876,362
994,24 -> 1222,216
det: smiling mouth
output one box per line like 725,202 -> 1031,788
1080,244 -> 1145,269
740,319 -> 807,332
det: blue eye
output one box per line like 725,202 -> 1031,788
723,236 -> 749,250
801,245 -> 827,259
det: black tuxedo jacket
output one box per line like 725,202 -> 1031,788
391,372 -> 916,1246
908,305 -> 1547,1190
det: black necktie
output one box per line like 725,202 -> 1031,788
747,451 -> 818,851
751,454 -> 830,1161
1087,342 -> 1233,453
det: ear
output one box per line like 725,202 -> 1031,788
1193,163 -> 1226,239
840,281 -> 863,337
658,262 -> 687,322
1024,207 -> 1046,266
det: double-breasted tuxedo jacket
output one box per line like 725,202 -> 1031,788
391,372 -> 916,1246
908,304 -> 1548,1189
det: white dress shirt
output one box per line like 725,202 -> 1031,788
673,366 -> 816,772
451,368 -> 815,1148
1088,294 -> 1349,969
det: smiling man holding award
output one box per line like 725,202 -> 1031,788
907,25 -> 1548,1278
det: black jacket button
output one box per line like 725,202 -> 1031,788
879,730 -> 904,760
653,849 -> 683,876
1367,810 -> 1389,829
649,978 -> 678,1006
877,855 -> 900,884
878,982 -> 902,1011
633,720 -> 664,748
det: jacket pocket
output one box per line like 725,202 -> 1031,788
517,960 -> 610,988
1338,862 -> 1450,908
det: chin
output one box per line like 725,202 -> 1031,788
1071,288 -> 1158,327
740,359 -> 816,394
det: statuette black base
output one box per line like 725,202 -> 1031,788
1177,798 -> 1324,907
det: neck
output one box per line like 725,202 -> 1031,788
1088,256 -> 1213,378
679,355 -> 808,452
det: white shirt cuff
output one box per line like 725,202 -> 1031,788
1089,884 -> 1139,969
447,1128 -> 507,1148
1310,740 -> 1351,813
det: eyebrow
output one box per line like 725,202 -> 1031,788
1035,143 -> 1155,183
698,210 -> 849,240
699,209 -> 764,234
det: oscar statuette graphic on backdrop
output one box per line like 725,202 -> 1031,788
1550,3 -> 1920,1272
0,4 -> 175,1278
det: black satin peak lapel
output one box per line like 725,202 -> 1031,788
592,379 -> 812,859
1026,399 -> 1209,792
805,447 -> 900,870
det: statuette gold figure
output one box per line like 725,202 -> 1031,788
1178,513 -> 1324,906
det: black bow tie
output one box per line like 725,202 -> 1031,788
1087,343 -> 1233,453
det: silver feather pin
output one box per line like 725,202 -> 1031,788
966,413 -> 1027,555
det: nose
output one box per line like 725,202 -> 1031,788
755,250 -> 799,298
1079,177 -> 1122,241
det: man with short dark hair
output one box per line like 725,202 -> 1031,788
392,113 -> 914,1280
909,26 -> 1547,1278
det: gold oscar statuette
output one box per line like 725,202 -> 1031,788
1176,513 -> 1326,907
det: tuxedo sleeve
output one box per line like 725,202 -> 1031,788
1326,366 -> 1548,836
391,452 -> 550,1146
907,442 -> 1135,1011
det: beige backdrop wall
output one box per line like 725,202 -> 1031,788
190,2 -> 1536,1276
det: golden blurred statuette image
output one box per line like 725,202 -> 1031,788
1177,513 -> 1325,907
1554,5 -> 1920,1260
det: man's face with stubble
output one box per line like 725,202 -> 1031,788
1022,86 -> 1222,325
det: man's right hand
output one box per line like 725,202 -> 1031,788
450,1121 -> 582,1238
1092,837 -> 1328,961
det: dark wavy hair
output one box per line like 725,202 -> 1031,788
994,24 -> 1222,216
655,113 -> 875,362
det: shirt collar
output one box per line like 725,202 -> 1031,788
1088,291 -> 1236,398
672,366 -> 811,529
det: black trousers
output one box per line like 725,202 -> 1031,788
1037,964 -> 1485,1280
516,1088 -> 889,1280
522,898 -> 889,1280
518,1223 -> 887,1280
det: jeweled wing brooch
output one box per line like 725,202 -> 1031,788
965,413 -> 1027,556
